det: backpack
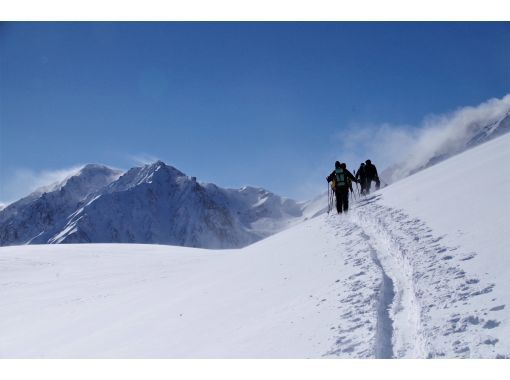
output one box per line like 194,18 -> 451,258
331,177 -> 336,190
335,168 -> 346,187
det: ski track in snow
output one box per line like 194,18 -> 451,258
324,193 -> 505,358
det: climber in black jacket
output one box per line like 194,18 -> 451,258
326,161 -> 358,213
364,159 -> 380,194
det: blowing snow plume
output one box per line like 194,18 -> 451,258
338,94 -> 510,184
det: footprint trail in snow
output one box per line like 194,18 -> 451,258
323,193 -> 505,358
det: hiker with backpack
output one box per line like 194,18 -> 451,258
342,163 -> 355,200
326,161 -> 358,214
355,162 -> 367,195
364,159 -> 380,194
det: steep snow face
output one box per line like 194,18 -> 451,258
50,164 -> 305,248
1,161 -> 307,249
0,165 -> 122,246
381,107 -> 510,184
51,164 -> 255,248
465,112 -> 510,147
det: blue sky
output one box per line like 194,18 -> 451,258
1,22 -> 509,202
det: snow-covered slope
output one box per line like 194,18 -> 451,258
351,132 -> 510,358
1,133 -> 509,358
0,161 -> 305,249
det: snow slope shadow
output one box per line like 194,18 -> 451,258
375,265 -> 395,358
350,215 -> 426,358
363,233 -> 395,359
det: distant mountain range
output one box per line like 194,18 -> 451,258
0,161 -> 321,249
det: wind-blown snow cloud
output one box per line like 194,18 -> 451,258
335,94 -> 510,183
0,165 -> 85,205
129,154 -> 160,166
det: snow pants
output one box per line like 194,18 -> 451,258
359,177 -> 367,194
365,177 -> 380,194
366,176 -> 379,194
334,186 -> 349,213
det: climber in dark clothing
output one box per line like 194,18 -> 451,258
355,162 -> 367,195
364,159 -> 380,194
341,163 -> 355,197
326,161 -> 357,213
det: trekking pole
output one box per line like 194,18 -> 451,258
328,186 -> 333,214
330,185 -> 335,213
327,183 -> 330,213
328,182 -> 333,213
330,186 -> 334,213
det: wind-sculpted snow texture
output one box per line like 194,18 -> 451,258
1,134 -> 509,358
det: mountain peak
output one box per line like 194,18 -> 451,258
144,160 -> 185,179
108,160 -> 186,191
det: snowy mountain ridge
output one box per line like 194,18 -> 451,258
381,97 -> 510,183
0,161 -> 308,248
0,164 -> 123,245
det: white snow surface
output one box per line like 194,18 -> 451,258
1,134 -> 509,358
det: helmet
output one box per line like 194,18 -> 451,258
365,159 -> 371,165
340,163 -> 346,169
335,161 -> 341,168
